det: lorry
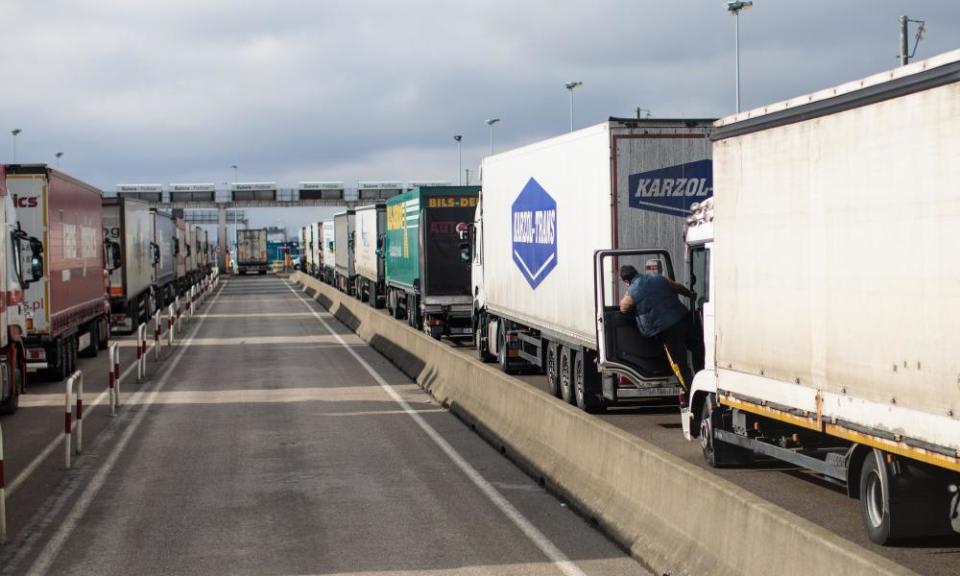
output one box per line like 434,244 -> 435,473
387,186 -> 479,339
236,228 -> 268,275
300,225 -> 311,275
661,50 -> 960,544
353,203 -> 386,307
5,165 -> 110,381
470,119 -> 712,410
320,220 -> 335,284
0,164 -> 44,413
102,197 -> 155,332
174,217 -> 188,292
333,211 -> 355,293
151,209 -> 176,306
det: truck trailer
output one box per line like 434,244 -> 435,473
320,220 -> 335,284
0,164 -> 44,413
670,50 -> 960,544
333,211 -> 355,293
236,228 -> 268,275
102,197 -> 155,332
386,186 -> 479,339
471,119 -> 712,410
152,209 -> 176,306
353,203 -> 386,307
5,165 -> 110,380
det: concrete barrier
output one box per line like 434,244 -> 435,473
290,272 -> 915,576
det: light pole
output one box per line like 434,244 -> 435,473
726,1 -> 753,113
898,15 -> 927,66
231,164 -> 238,183
55,151 -> 63,167
565,81 -> 582,132
485,118 -> 500,155
453,135 -> 463,185
11,129 -> 22,162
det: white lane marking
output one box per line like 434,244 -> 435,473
9,342 -> 148,497
284,281 -> 588,576
23,280 -> 228,576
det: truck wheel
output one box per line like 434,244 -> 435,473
48,341 -> 68,382
545,340 -> 561,397
429,324 -> 443,340
559,346 -> 575,404
574,350 -> 605,413
0,355 -> 19,415
700,393 -> 752,468
80,320 -> 100,358
66,336 -> 78,377
860,451 -> 894,544
476,316 -> 495,363
496,321 -> 515,374
98,318 -> 111,349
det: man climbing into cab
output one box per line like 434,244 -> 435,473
618,264 -> 702,401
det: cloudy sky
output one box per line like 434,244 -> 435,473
2,0 -> 958,233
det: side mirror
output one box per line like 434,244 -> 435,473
458,242 -> 471,263
29,237 -> 44,283
375,248 -> 384,258
151,242 -> 161,265
174,238 -> 180,256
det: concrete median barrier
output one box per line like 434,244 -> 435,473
291,272 -> 915,576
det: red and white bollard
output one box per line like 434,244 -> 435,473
175,296 -> 181,331
167,303 -> 175,346
64,370 -> 84,469
108,342 -> 120,416
137,323 -> 147,383
154,308 -> 162,360
0,422 -> 6,543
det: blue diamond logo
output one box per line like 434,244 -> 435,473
512,178 -> 557,289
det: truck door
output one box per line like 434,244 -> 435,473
594,249 -> 678,385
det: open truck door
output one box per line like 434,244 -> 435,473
593,248 -> 684,399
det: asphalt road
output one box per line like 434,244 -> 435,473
441,337 -> 960,576
0,275 -> 651,576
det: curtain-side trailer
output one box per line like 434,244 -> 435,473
673,50 -> 960,544
353,203 -> 386,307
472,119 -> 712,411
386,186 -> 479,339
321,221 -> 335,284
102,197 -> 155,332
5,165 -> 110,381
334,211 -> 355,293
152,209 -> 176,306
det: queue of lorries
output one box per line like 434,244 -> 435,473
302,49 -> 960,545
0,164 -> 215,414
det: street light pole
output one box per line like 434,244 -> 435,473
453,135 -> 463,185
11,129 -> 22,162
565,81 -> 582,132
231,164 -> 238,183
726,1 -> 753,113
485,118 -> 500,155
55,152 -> 63,167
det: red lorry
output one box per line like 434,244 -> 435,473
5,165 -> 110,380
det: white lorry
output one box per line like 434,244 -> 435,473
627,50 -> 960,544
0,165 -> 44,412
320,220 -> 335,284
333,211 -> 355,294
353,203 -> 386,307
102,197 -> 155,332
471,119 -> 713,411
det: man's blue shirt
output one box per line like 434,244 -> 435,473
627,274 -> 688,337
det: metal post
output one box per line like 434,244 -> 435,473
569,89 -> 574,132
76,372 -> 83,455
0,422 -> 6,544
64,372 -> 82,468
458,140 -> 462,185
154,309 -> 161,360
735,11 -> 741,113
109,342 -> 119,416
168,303 -> 175,345
899,15 -> 909,65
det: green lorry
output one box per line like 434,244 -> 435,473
385,186 -> 479,339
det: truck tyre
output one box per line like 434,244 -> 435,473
98,318 -> 111,350
574,350 -> 605,413
700,393 -> 752,468
559,346 -> 575,404
860,450 -> 894,544
0,353 -> 20,415
545,340 -> 561,397
66,335 -> 78,377
476,316 -> 495,363
80,319 -> 100,358
49,341 -> 68,382
497,321 -> 515,375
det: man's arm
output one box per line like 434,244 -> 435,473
665,277 -> 695,299
619,291 -> 635,313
